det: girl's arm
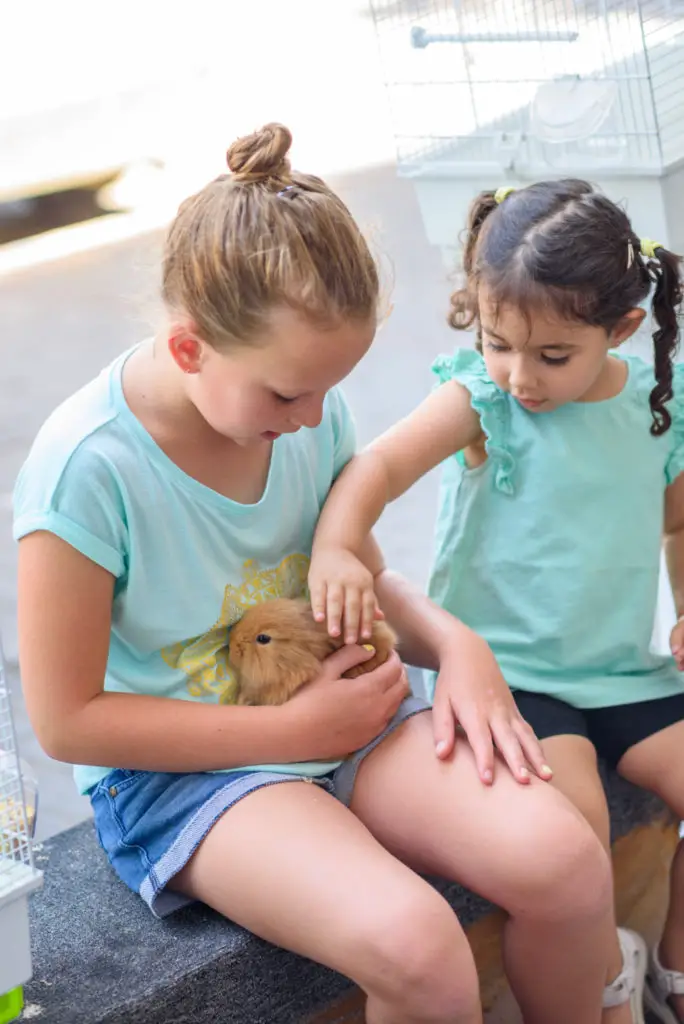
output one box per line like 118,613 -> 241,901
360,536 -> 551,785
310,380 -> 481,640
17,533 -> 408,771
664,473 -> 684,668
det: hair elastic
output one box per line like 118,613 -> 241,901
640,238 -> 663,260
277,185 -> 298,199
494,186 -> 516,205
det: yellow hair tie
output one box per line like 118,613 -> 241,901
640,238 -> 663,259
494,186 -> 516,205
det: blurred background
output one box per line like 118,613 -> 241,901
2,0 -> 683,846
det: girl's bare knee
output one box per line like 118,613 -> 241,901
359,889 -> 480,1022
520,816 -> 613,924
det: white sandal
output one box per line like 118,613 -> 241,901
644,943 -> 684,1024
603,929 -> 647,1023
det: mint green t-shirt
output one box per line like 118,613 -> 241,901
13,346 -> 356,794
425,348 -> 684,709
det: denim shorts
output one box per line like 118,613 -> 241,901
90,696 -> 429,918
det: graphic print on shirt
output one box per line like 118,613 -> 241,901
160,553 -> 310,705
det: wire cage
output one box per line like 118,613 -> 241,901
0,638 -> 42,1021
369,0 -> 684,178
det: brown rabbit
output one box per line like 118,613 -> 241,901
228,597 -> 397,706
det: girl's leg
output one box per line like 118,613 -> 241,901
619,720 -> 684,1022
170,780 -> 482,1024
541,735 -> 636,1024
349,713 -> 614,1024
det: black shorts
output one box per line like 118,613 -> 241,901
513,689 -> 684,768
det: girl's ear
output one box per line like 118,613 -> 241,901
168,330 -> 203,374
610,307 -> 646,348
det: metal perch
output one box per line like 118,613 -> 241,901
411,25 -> 579,47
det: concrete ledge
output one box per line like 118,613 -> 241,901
22,770 -> 676,1024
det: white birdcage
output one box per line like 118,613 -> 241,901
370,0 -> 684,179
0,641 -> 42,1024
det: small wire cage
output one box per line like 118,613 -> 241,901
369,0 -> 684,179
0,660 -> 36,879
0,638 -> 41,1017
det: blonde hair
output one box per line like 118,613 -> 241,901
162,123 -> 379,347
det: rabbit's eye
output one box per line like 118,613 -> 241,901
255,634 -> 272,645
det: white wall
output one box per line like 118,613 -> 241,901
662,163 -> 684,256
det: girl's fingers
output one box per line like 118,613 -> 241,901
458,711 -> 495,784
490,719 -> 531,785
360,590 -> 377,642
432,690 -> 457,761
326,584 -> 344,638
344,588 -> 362,644
512,717 -> 553,781
310,581 -> 327,624
322,642 -> 375,679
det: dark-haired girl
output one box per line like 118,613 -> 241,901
310,180 -> 684,1024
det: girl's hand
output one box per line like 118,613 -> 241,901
283,646 -> 408,760
309,547 -> 382,643
433,635 -> 553,786
671,616 -> 684,670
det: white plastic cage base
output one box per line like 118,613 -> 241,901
0,861 -> 42,997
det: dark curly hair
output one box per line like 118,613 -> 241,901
449,180 -> 683,436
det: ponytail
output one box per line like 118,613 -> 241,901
648,246 -> 682,437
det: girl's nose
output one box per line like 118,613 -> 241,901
509,356 -> 536,392
293,397 -> 324,429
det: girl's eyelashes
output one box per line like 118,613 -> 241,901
484,341 -> 570,367
273,392 -> 297,404
541,355 -> 570,367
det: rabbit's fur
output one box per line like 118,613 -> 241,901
228,597 -> 396,706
